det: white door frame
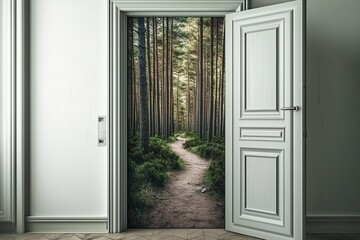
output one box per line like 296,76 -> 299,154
108,0 -> 248,232
1,0 -> 27,234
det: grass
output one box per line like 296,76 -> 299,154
183,132 -> 225,195
127,134 -> 183,227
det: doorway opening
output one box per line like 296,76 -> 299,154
127,16 -> 226,228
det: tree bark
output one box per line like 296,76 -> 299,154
215,18 -> 219,136
199,17 -> 204,139
162,17 -> 166,136
176,75 -> 180,131
208,18 -> 214,142
153,17 -> 160,135
138,17 -> 149,149
187,54 -> 190,131
146,18 -> 153,136
170,18 -> 174,134
220,19 -> 225,136
127,18 -> 134,134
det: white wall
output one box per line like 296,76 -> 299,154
30,0 -> 107,218
306,0 -> 360,217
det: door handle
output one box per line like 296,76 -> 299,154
281,106 -> 299,111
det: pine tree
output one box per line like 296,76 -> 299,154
138,17 -> 149,149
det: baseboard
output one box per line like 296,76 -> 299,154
307,216 -> 360,233
0,222 -> 16,233
25,216 -> 108,233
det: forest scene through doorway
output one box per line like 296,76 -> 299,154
127,17 -> 225,228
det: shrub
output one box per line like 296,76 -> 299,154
127,134 -> 184,226
138,160 -> 168,187
183,134 -> 225,194
127,184 -> 155,227
205,158 -> 225,194
183,138 -> 203,149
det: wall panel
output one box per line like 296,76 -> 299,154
28,0 -> 108,231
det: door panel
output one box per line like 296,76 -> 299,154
245,28 -> 278,111
225,2 -> 304,240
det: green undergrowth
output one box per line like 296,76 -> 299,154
127,134 -> 183,227
183,132 -> 225,195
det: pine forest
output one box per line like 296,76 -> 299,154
127,17 -> 225,228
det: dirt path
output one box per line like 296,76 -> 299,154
146,137 -> 224,228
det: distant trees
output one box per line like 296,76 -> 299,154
127,17 -> 225,143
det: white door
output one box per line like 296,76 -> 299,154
225,1 -> 304,240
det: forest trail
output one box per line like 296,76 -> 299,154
146,137 -> 224,228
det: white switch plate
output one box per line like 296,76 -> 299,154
98,116 -> 106,146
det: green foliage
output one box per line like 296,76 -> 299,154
205,158 -> 225,194
138,160 -> 168,187
184,134 -> 225,194
127,134 -> 183,227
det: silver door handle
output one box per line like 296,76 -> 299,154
281,106 -> 299,111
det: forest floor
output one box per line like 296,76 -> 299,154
146,137 -> 224,228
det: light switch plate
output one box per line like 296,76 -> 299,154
98,116 -> 106,146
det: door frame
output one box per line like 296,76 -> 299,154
108,0 -> 305,234
108,0 -> 249,232
1,0 -> 27,234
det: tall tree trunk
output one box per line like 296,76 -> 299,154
164,17 -> 169,137
153,17 -> 160,135
187,54 -> 190,131
195,19 -> 200,136
162,17 -> 166,136
208,18 -> 214,142
170,18 -> 174,134
214,18 -> 219,136
176,75 -> 180,131
146,18 -> 153,136
133,19 -> 138,133
193,83 -> 196,130
220,19 -> 225,136
138,17 -> 149,149
199,17 -> 204,139
127,18 -> 134,134
204,43 -> 208,137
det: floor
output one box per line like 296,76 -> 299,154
1,229 -> 360,240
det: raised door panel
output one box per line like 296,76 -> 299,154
245,28 -> 278,112
233,147 -> 289,235
236,12 -> 289,120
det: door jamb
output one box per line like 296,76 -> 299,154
3,0 -> 27,234
107,0 -> 247,233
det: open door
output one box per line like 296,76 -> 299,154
225,1 -> 304,240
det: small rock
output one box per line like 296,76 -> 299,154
188,182 -> 190,185
201,187 -> 207,193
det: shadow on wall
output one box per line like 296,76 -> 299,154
306,0 -> 360,216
